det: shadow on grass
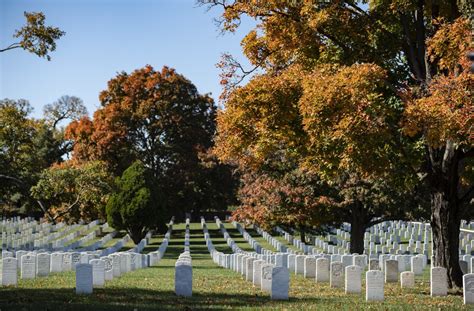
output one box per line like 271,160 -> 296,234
0,287 -> 326,311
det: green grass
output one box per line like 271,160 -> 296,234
0,222 -> 467,310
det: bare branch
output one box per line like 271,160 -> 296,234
0,42 -> 22,53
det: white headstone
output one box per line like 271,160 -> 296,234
385,260 -> 398,283
345,265 -> 362,294
353,255 -> 366,269
253,260 -> 264,286
295,255 -> 305,275
50,252 -> 63,273
1,257 -> 17,286
245,257 -> 255,282
271,266 -> 289,300
411,256 -> 423,275
430,267 -> 447,297
71,252 -> 81,271
261,264 -> 273,292
463,273 -> 474,305
330,261 -> 344,288
287,254 -> 295,272
75,263 -> 93,294
316,258 -> 330,283
175,262 -> 192,297
366,270 -> 384,301
90,259 -> 105,288
103,256 -> 114,281
369,259 -> 380,271
111,254 -> 121,277
400,271 -> 415,288
21,254 -> 36,279
36,253 -> 50,277
304,257 -> 316,278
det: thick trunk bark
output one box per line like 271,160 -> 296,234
350,203 -> 367,254
431,191 -> 463,288
129,227 -> 146,245
428,141 -> 463,289
300,227 -> 306,244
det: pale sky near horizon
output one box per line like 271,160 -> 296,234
0,0 -> 256,119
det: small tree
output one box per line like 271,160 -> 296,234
106,161 -> 166,244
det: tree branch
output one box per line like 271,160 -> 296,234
0,42 -> 22,53
52,195 -> 81,221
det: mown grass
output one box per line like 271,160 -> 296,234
0,222 -> 467,310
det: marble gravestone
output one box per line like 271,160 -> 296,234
261,264 -> 273,293
90,259 -> 105,288
1,257 -> 18,286
71,252 -> 81,271
36,253 -> 50,277
430,267 -> 448,297
304,257 -> 316,278
245,257 -> 255,282
401,271 -> 415,288
385,260 -> 398,283
345,265 -> 362,294
366,270 -> 384,301
271,266 -> 289,300
411,256 -> 423,275
111,255 -> 121,277
330,262 -> 344,288
50,253 -> 63,273
316,258 -> 330,283
463,273 -> 474,305
295,255 -> 305,275
76,263 -> 93,294
253,260 -> 264,286
287,254 -> 296,272
353,255 -> 366,269
103,257 -> 114,281
62,253 -> 72,271
21,254 -> 36,279
369,259 -> 380,271
175,262 -> 192,297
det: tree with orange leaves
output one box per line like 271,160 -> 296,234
203,0 -> 472,287
66,65 -> 238,219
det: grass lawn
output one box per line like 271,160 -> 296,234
0,222 -> 467,310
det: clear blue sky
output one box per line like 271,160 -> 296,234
0,0 -> 255,118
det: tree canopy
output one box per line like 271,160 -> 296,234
66,65 -> 238,218
203,0 -> 473,287
0,11 -> 65,60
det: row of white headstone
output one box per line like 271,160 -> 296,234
206,217 -> 289,300
175,220 -> 192,297
149,227 -> 172,266
252,222 -> 474,304
75,227 -> 172,295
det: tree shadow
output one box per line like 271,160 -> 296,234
0,287 -> 330,311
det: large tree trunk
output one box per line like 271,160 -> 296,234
350,202 -> 367,254
430,190 -> 463,288
128,226 -> 146,245
428,142 -> 463,288
300,227 -> 306,244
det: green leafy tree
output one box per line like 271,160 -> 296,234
106,161 -> 167,244
31,161 -> 113,223
0,99 -> 63,219
0,12 -> 65,60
